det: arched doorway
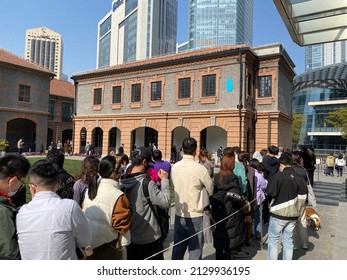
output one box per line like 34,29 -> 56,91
6,118 -> 37,152
62,129 -> 72,144
92,127 -> 103,156
109,127 -> 121,153
131,127 -> 158,150
80,127 -> 87,153
47,128 -> 53,149
171,127 -> 190,162
200,126 -> 227,163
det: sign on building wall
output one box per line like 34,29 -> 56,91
226,76 -> 233,92
113,0 -> 124,12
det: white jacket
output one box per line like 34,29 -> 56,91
335,158 -> 346,167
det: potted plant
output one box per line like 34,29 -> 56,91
0,139 -> 9,156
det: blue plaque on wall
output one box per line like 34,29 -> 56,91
226,76 -> 233,92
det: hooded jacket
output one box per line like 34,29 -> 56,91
120,173 -> 170,244
262,155 -> 279,181
326,155 -> 335,167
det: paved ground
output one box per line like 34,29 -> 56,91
28,155 -> 347,260
163,168 -> 347,260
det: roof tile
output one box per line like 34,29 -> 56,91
50,79 -> 74,99
0,48 -> 54,75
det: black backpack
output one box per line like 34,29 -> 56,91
142,178 -> 170,239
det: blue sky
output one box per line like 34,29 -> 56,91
0,0 -> 304,79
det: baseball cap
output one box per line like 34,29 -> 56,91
133,147 -> 153,163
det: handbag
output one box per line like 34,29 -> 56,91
306,173 -> 316,207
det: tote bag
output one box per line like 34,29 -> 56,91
306,174 -> 317,207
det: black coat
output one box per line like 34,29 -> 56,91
56,169 -> 75,199
210,173 -> 245,250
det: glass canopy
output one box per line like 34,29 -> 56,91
273,0 -> 347,46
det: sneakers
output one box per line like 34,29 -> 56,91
293,245 -> 298,251
234,248 -> 250,258
302,242 -> 308,250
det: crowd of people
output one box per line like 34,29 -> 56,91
324,153 -> 346,177
0,140 -> 345,260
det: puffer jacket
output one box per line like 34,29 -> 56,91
210,173 -> 245,250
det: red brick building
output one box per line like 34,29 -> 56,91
0,48 -> 54,152
0,49 -> 74,153
72,44 -> 295,159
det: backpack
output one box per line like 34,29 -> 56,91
142,178 -> 170,239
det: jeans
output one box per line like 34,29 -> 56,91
171,215 -> 204,260
307,169 -> 314,186
267,216 -> 296,260
336,166 -> 343,177
253,205 -> 261,239
327,166 -> 334,176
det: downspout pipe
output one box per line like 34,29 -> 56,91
238,51 -> 243,149
72,79 -> 78,154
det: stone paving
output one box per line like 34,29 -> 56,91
27,155 -> 347,260
163,168 -> 347,260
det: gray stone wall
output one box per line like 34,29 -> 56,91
0,67 -> 50,112
77,58 -> 244,116
278,68 -> 293,117
0,66 -> 50,151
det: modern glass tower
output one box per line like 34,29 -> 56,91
188,0 -> 253,50
292,63 -> 347,150
25,27 -> 63,79
97,0 -> 177,68
305,40 -> 347,72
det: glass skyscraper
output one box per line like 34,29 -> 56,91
97,0 -> 177,68
305,40 -> 347,72
292,63 -> 347,150
188,0 -> 253,50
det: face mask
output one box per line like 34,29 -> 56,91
8,190 -> 17,197
8,177 -> 21,196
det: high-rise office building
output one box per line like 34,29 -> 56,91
305,40 -> 347,72
188,0 -> 253,50
97,0 -> 177,68
25,27 -> 63,80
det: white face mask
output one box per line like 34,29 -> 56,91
8,177 -> 21,196
8,190 -> 17,197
